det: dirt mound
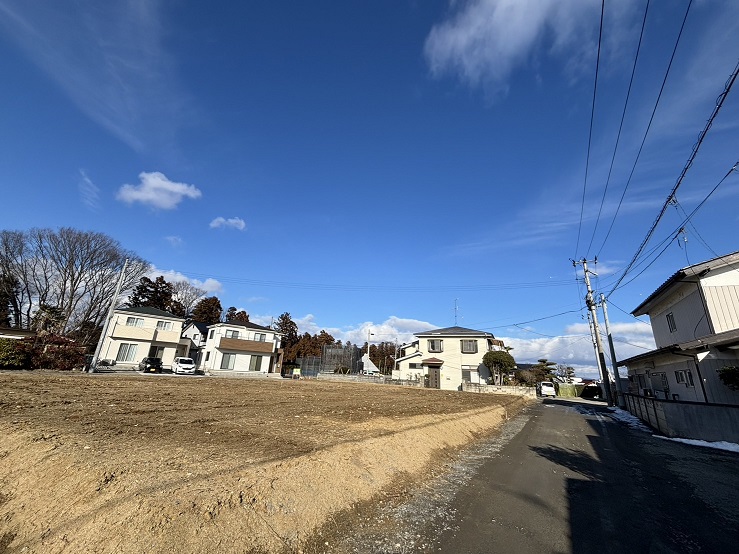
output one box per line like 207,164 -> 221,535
0,371 -> 528,553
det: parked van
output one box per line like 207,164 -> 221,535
539,381 -> 556,397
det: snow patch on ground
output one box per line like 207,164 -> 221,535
653,435 -> 739,453
605,407 -> 739,453
606,407 -> 653,432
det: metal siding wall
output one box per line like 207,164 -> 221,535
703,285 -> 739,333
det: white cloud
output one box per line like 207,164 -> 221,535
78,169 -> 100,211
499,317 -> 655,380
165,235 -> 183,247
424,0 -> 610,97
148,267 -> 224,295
209,217 -> 246,231
117,171 -> 201,210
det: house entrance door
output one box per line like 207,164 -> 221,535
427,367 -> 441,389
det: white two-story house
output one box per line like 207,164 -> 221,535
619,251 -> 739,405
200,321 -> 282,375
394,326 -> 506,390
97,306 -> 188,369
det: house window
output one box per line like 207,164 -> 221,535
428,339 -> 443,353
461,340 -> 478,354
116,343 -> 138,362
666,312 -> 677,333
409,363 -> 422,369
249,356 -> 262,371
125,317 -> 144,327
225,329 -> 240,339
156,320 -> 172,331
221,353 -> 235,369
254,333 -> 266,342
675,370 -> 694,387
208,330 -> 214,339
193,334 -> 200,342
636,374 -> 647,389
205,351 -> 210,361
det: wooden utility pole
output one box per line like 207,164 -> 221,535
573,259 -> 613,406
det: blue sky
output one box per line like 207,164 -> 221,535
2,0 -> 738,378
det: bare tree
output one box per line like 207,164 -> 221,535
170,280 -> 207,316
0,227 -> 149,343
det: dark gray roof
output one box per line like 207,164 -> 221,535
186,321 -> 209,334
208,321 -> 274,332
116,306 -> 183,319
632,250 -> 739,316
415,326 -> 495,338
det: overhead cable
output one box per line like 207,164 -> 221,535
607,55 -> 739,296
574,0 -> 606,258
586,0 -> 651,257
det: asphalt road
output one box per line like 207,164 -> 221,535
433,398 -> 739,554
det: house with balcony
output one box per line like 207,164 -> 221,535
618,251 -> 739,442
97,306 -> 188,369
200,321 -> 282,375
394,326 -> 506,390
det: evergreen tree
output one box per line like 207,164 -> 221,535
274,312 -> 299,357
191,296 -> 223,324
225,307 -> 249,323
128,276 -> 176,312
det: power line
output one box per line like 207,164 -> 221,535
607,56 -> 739,296
586,0 -> 651,257
575,0 -> 606,258
596,0 -> 694,257
171,272 -> 573,293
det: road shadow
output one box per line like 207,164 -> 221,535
530,400 -> 739,553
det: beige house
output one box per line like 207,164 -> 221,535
97,306 -> 188,369
620,251 -> 739,404
200,321 -> 282,374
393,326 -> 506,390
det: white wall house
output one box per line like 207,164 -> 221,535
181,321 -> 209,367
200,321 -> 282,374
97,307 -> 188,369
394,326 -> 507,390
620,251 -> 739,405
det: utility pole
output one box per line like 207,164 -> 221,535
89,258 -> 128,372
601,293 -> 626,407
573,259 -> 613,406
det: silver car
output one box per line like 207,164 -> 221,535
172,357 -> 196,375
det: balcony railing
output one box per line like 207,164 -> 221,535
218,337 -> 274,353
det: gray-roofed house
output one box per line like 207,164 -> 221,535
394,326 -> 507,390
96,306 -> 188,369
200,321 -> 283,375
618,250 -> 739,442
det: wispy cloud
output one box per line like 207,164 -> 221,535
165,235 -> 183,247
424,0 -> 614,98
209,217 -> 246,231
0,0 -> 189,151
78,169 -> 100,211
117,171 -> 202,210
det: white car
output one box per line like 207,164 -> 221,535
539,381 -> 556,397
172,357 -> 196,375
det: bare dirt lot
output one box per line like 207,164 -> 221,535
0,371 -> 528,553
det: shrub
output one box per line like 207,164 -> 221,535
718,366 -> 739,391
0,338 -> 31,369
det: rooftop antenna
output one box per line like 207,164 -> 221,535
454,299 -> 459,326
